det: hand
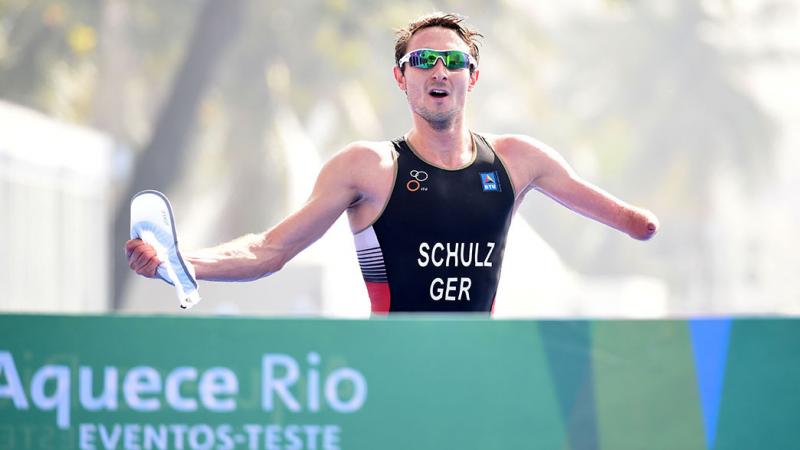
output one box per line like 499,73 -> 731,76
125,239 -> 161,278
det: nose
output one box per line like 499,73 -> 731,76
430,58 -> 448,80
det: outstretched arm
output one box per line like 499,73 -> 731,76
126,145 -> 365,281
501,135 -> 659,240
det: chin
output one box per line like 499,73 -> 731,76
411,102 -> 459,122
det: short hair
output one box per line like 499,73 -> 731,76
394,12 -> 483,71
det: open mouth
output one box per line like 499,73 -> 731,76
429,89 -> 449,98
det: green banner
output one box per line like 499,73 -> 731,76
0,315 -> 798,450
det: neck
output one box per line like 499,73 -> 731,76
406,114 -> 473,168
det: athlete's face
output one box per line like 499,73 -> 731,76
393,27 -> 479,130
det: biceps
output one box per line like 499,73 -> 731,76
271,188 -> 355,255
263,147 -> 364,260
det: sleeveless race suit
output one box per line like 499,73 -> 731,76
353,132 -> 515,313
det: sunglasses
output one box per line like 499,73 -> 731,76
398,48 -> 477,71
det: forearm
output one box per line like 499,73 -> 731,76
184,233 -> 288,282
502,135 -> 659,241
618,204 -> 659,241
575,192 -> 659,241
541,179 -> 659,241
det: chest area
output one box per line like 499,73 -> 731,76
382,155 -> 514,229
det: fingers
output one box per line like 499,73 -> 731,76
142,258 -> 160,277
125,239 -> 161,277
132,244 -> 154,266
125,239 -> 141,257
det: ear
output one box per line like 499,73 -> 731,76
467,68 -> 480,92
393,66 -> 406,91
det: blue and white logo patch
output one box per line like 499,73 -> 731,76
480,171 -> 501,192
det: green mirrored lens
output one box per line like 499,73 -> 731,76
444,51 -> 468,69
411,50 -> 437,68
422,50 -> 439,67
408,50 -> 471,70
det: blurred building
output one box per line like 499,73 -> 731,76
0,100 -> 117,312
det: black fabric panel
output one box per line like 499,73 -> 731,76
370,133 -> 515,312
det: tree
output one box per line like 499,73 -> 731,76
111,0 -> 244,309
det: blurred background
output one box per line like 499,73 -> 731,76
0,0 -> 797,318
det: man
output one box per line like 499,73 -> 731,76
126,13 -> 659,314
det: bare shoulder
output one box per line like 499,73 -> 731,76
319,140 -> 396,211
479,133 -> 568,194
316,140 -> 395,191
480,132 -> 558,162
329,140 -> 396,170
